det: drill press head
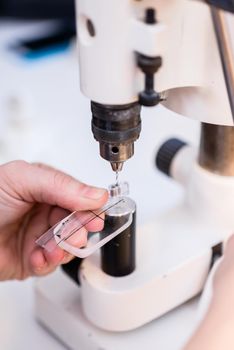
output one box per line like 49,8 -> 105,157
91,101 -> 142,172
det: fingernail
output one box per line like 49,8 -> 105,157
34,262 -> 47,273
61,253 -> 73,264
83,187 -> 107,200
34,266 -> 44,273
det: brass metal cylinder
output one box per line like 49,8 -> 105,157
199,123 -> 234,175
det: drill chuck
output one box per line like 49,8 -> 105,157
91,102 -> 141,171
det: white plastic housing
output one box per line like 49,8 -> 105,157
35,147 -> 234,343
79,147 -> 234,331
76,0 -> 233,125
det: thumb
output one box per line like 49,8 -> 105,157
1,161 -> 108,212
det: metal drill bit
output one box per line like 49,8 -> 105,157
115,171 -> 119,185
111,162 -> 123,172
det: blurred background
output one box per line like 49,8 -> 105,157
0,1 -> 198,349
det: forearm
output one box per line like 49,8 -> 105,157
184,297 -> 234,350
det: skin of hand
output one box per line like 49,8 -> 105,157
184,235 -> 234,350
0,160 -> 108,281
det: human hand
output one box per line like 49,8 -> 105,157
0,161 -> 108,281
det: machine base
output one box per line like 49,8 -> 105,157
35,269 -> 200,350
78,203 -> 225,331
35,159 -> 234,346
35,204 -> 225,349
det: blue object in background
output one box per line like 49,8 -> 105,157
21,42 -> 71,61
10,21 -> 75,61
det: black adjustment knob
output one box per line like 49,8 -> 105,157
138,54 -> 162,106
156,138 -> 188,177
61,257 -> 83,285
137,8 -> 162,107
145,8 -> 157,24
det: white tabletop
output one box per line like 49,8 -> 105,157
0,21 -> 199,350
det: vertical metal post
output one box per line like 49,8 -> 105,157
211,7 -> 234,118
199,8 -> 234,175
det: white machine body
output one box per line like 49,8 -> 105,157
76,0 -> 232,124
79,146 -> 233,331
35,0 -> 234,347
35,146 -> 234,346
